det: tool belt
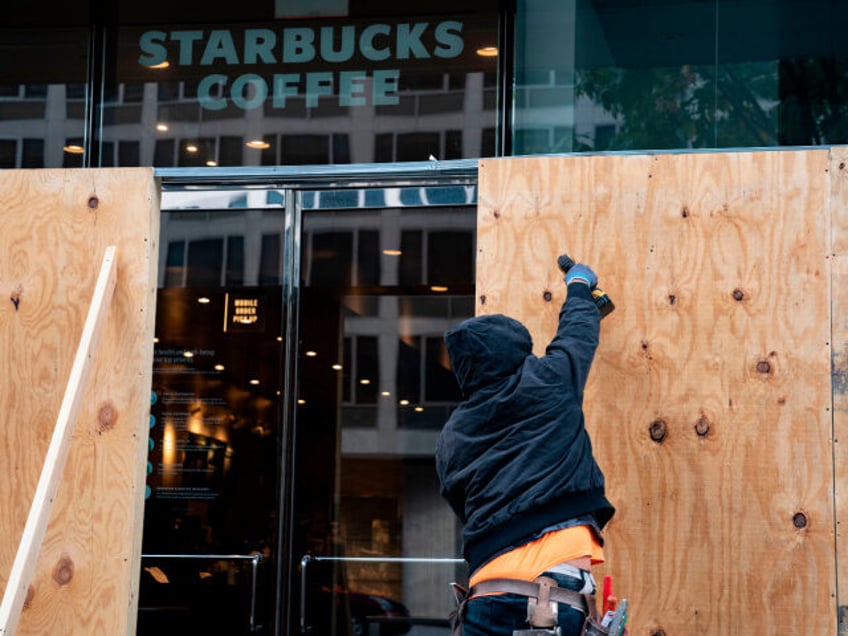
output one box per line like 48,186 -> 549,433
449,576 -> 615,636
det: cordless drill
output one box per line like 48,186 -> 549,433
558,254 -> 615,319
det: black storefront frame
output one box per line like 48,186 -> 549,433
156,158 -> 478,635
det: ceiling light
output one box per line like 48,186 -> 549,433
476,46 -> 498,57
332,364 -> 343,371
183,351 -> 194,358
214,364 -> 225,371
430,285 -> 449,292
153,337 -> 159,343
197,297 -> 210,304
150,60 -> 170,69
297,399 -> 306,405
359,378 -> 371,385
246,139 -> 271,149
399,399 -> 410,406
381,391 -> 391,397
383,249 -> 402,256
414,406 -> 424,412
277,336 -> 283,342
185,143 -> 198,153
63,145 -> 84,154
155,123 -> 168,132
250,379 -> 260,385
305,350 -> 318,357
205,160 -> 217,167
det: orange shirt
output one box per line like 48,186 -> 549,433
469,525 -> 604,588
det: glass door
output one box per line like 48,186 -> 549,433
139,191 -> 290,635
290,185 -> 475,635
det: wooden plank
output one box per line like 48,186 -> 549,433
478,149 -> 834,634
831,146 -> 848,633
0,247 -> 117,635
0,169 -> 159,635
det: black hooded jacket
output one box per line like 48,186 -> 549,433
435,283 -> 615,574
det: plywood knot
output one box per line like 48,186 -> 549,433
10,285 -> 22,311
649,419 -> 667,443
543,290 -> 552,302
793,511 -> 808,529
479,294 -> 487,305
97,400 -> 119,433
88,194 -> 99,209
732,288 -> 745,301
694,415 -> 710,437
756,359 -> 771,374
681,205 -> 690,218
53,554 -> 74,586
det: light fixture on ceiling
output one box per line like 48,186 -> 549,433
246,139 -> 271,149
156,123 -> 169,132
205,160 -> 217,167
476,46 -> 498,57
197,296 -> 210,304
185,143 -> 199,153
150,60 -> 170,69
63,144 -> 84,154
383,249 -> 402,256
430,285 -> 449,292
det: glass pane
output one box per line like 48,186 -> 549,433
515,0 -> 848,153
0,27 -> 89,168
107,7 -> 499,166
141,208 -> 287,636
294,204 -> 474,635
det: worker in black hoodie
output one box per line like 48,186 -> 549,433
436,259 -> 615,635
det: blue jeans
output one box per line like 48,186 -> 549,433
462,571 -> 591,636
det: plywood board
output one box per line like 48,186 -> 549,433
831,145 -> 848,633
0,169 -> 159,635
478,150 -> 834,634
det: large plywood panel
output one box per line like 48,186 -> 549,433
0,169 -> 159,635
478,150 -> 834,634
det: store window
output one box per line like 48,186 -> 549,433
105,2 -> 500,167
514,0 -> 848,153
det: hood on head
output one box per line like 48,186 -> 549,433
444,314 -> 532,397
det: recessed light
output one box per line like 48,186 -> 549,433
277,336 -> 283,342
214,364 -> 225,371
430,285 -> 449,292
381,391 -> 391,397
183,351 -> 194,358
197,297 -> 210,304
332,364 -> 343,371
250,379 -> 260,385
305,350 -> 318,357
156,123 -> 169,132
205,160 -> 217,167
246,139 -> 271,149
383,249 -> 402,256
297,399 -> 306,405
399,399 -> 410,406
476,46 -> 498,57
150,60 -> 170,69
359,379 -> 371,385
185,143 -> 198,153
414,406 -> 424,412
63,144 -> 84,154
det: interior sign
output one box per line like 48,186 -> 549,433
223,292 -> 267,332
138,22 -> 465,111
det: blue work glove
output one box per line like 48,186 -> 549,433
565,263 -> 597,288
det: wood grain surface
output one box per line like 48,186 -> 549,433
0,169 -> 159,635
478,149 -> 835,634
